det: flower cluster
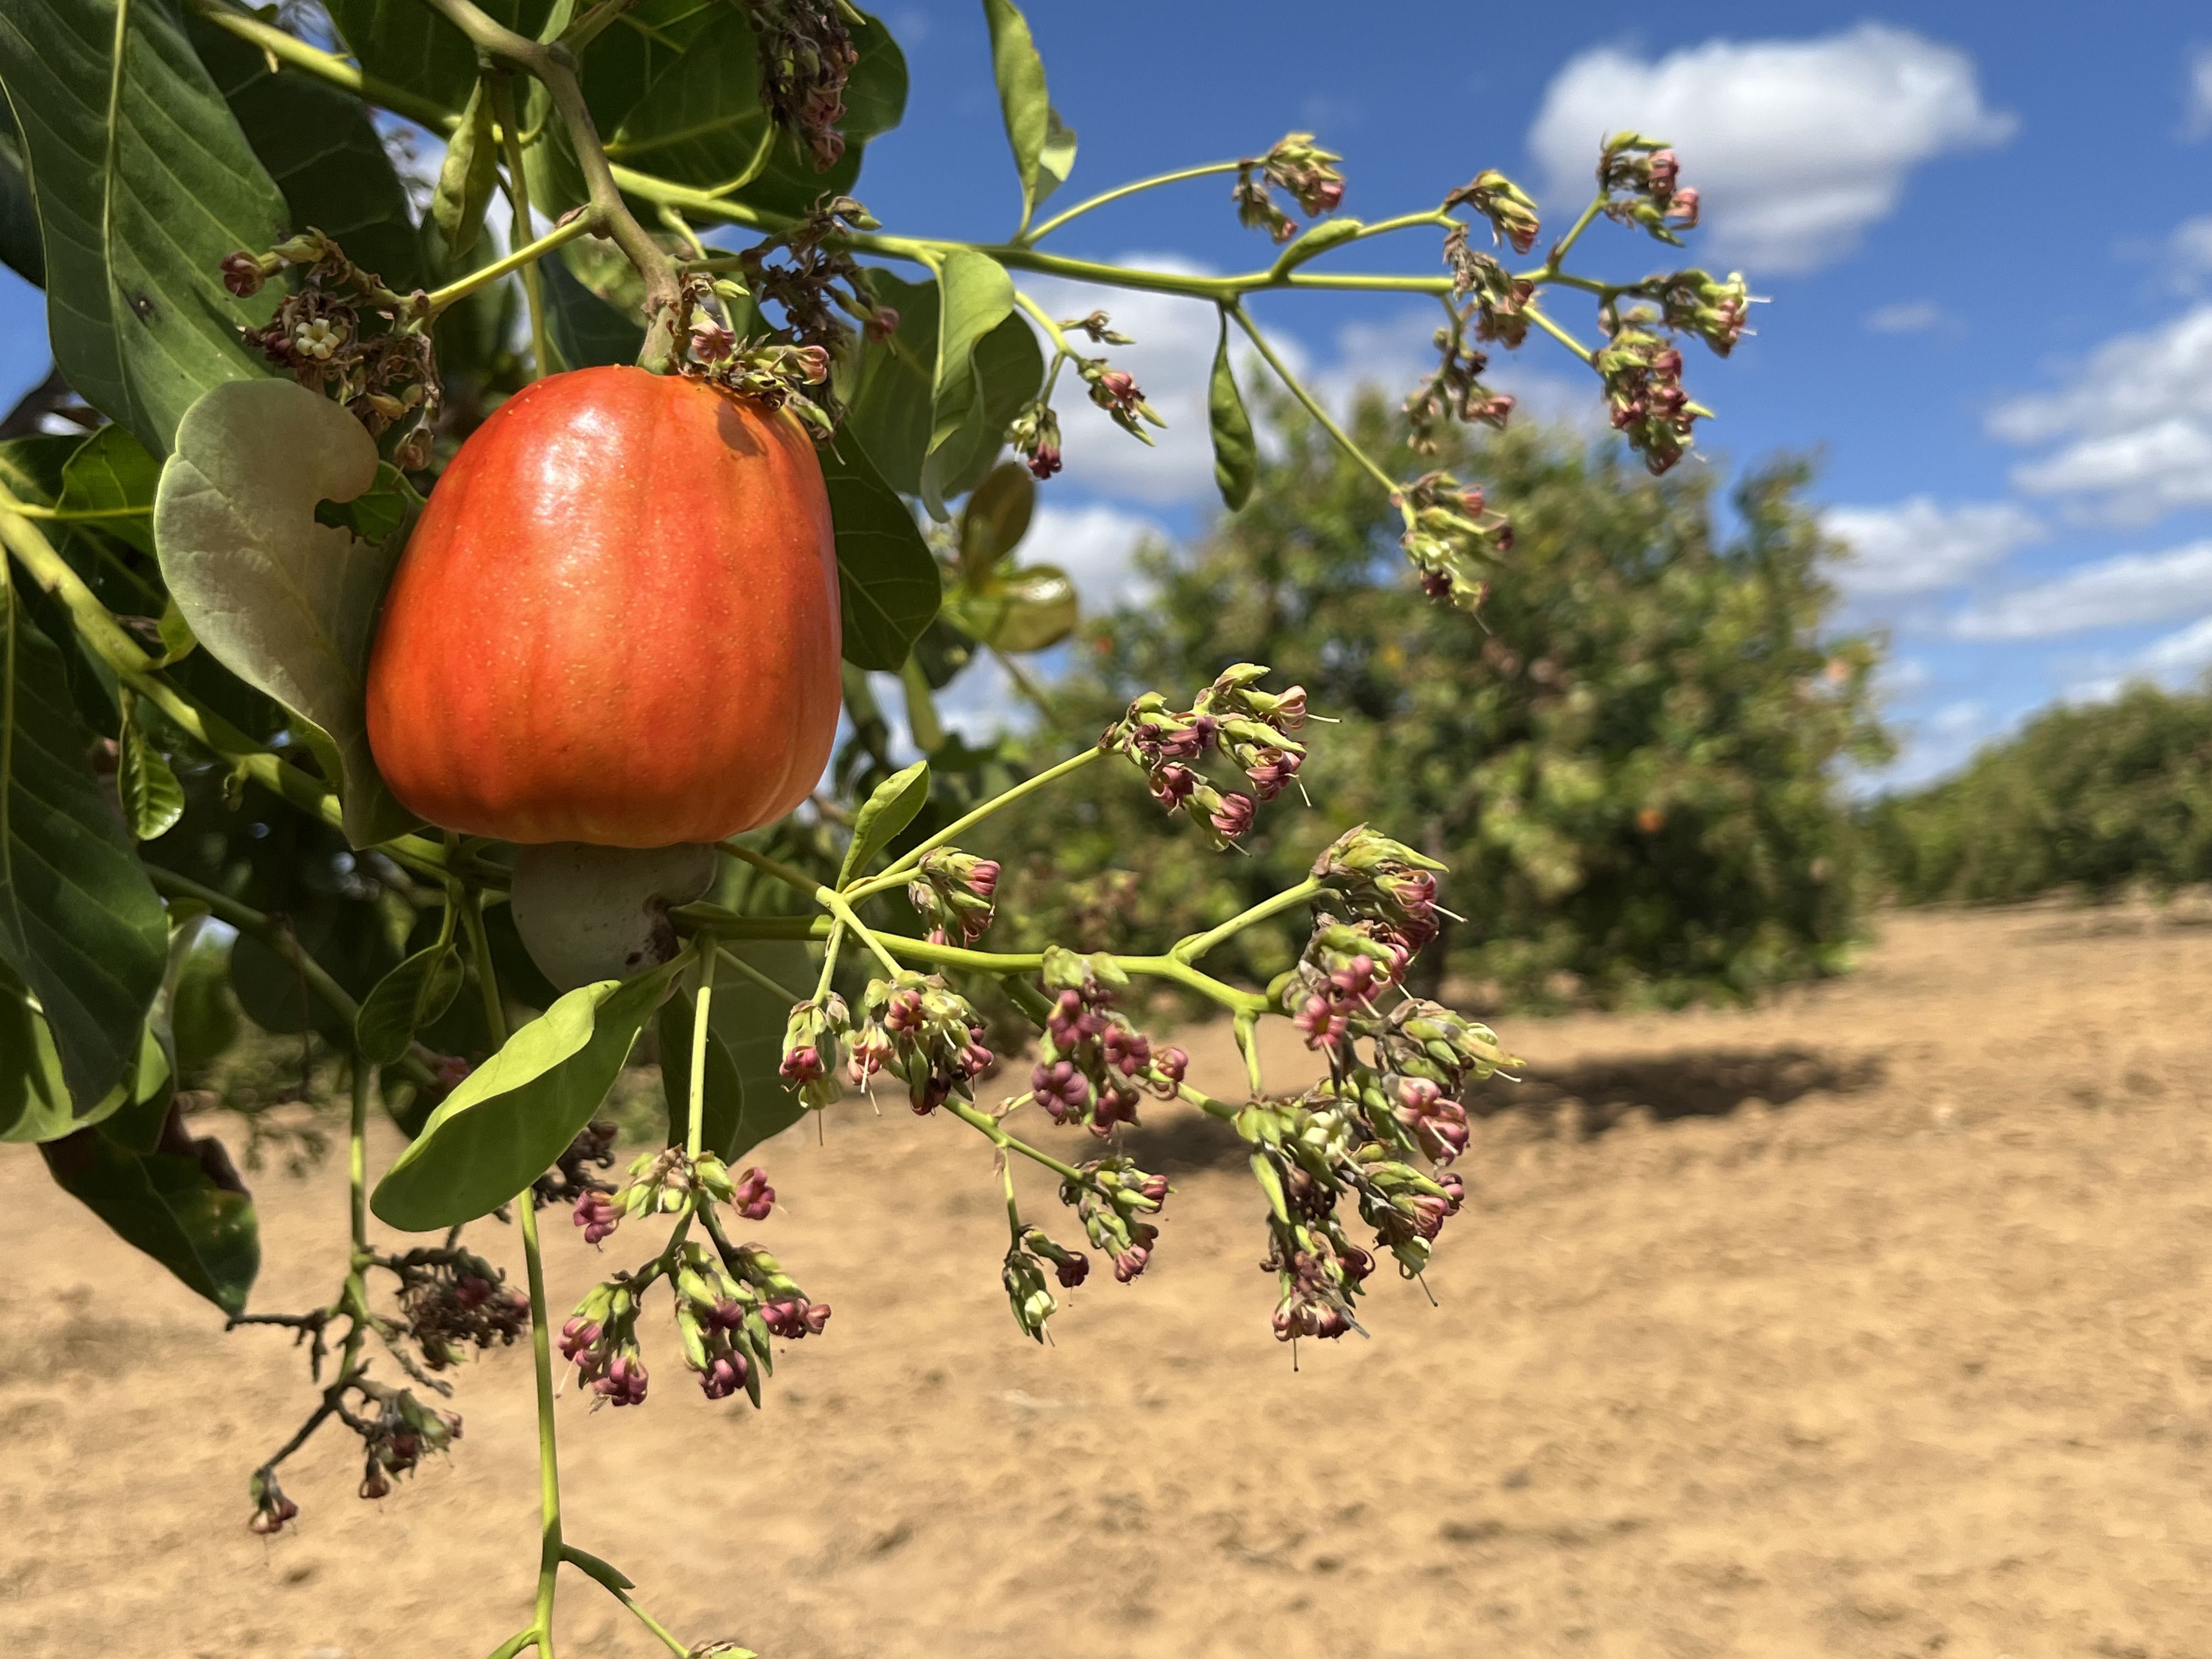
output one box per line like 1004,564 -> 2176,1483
907,847 -> 1001,945
353,1379 -> 462,1499
1443,169 -> 1542,257
1009,399 -> 1063,479
219,228 -> 442,469
1594,320 -> 1699,475
1644,267 -> 1754,358
747,0 -> 860,171
730,195 -> 879,365
561,1280 -> 650,1408
1405,300 -> 1517,455
1596,132 -> 1700,245
1232,132 -> 1347,242
1101,665 -> 1308,845
1060,1156 -> 1170,1283
685,338 -> 835,435
778,991 -> 852,1110
1393,472 -> 1514,610
1080,359 -> 1165,443
533,1119 -> 618,1208
1311,825 -> 1449,950
1027,946 -> 1188,1135
849,971 -> 994,1113
393,1247 -> 531,1370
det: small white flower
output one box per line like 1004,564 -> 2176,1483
292,318 -> 343,360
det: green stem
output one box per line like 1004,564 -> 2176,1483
426,211 -> 593,317
713,839 -> 825,901
462,893 -> 563,1659
1540,191 -> 1609,274
4,502 -> 148,522
849,748 -> 1103,897
944,1096 -> 1087,1184
349,1061 -> 370,1255
1233,1011 -> 1265,1096
1522,302 -> 1595,366
1022,160 -> 1242,244
1012,289 -> 1082,359
1226,301 -> 1400,499
1171,876 -> 1321,964
685,945 -> 716,1164
488,73 -> 552,381
187,0 -> 455,129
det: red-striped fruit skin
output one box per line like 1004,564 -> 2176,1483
366,366 -> 841,847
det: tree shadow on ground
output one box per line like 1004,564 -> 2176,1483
1470,1045 -> 1885,1138
1129,1045 -> 1888,1171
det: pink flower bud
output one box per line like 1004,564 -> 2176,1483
1209,792 -> 1256,839
220,251 -> 267,297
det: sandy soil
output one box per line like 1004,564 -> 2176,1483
4,900 -> 2211,1659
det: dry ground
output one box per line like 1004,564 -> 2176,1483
4,901 -> 2211,1658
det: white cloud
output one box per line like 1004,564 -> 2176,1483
1864,299 -> 1942,334
1950,539 -> 2212,639
1527,25 -> 2014,274
2188,46 -> 2212,138
2134,612 -> 2212,680
1990,306 -> 2212,519
2170,215 -> 2212,286
1821,497 -> 2041,597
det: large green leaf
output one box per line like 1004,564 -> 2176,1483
946,562 -> 1076,653
981,0 -> 1075,225
0,959 -> 156,1143
0,120 -> 42,286
372,959 -> 684,1231
152,379 -> 414,848
821,436 -> 940,670
0,0 -> 287,457
543,244 -> 645,372
840,270 -> 1041,510
322,0 -> 552,120
41,1105 -> 258,1314
606,9 -> 774,193
919,250 -> 1017,519
356,942 -> 465,1068
58,422 -> 159,555
1208,313 -> 1258,512
707,941 -> 811,1159
187,14 -> 425,291
0,565 -> 167,1111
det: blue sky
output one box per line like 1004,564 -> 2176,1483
7,1 -> 2211,787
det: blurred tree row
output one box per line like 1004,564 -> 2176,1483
1865,684 -> 2212,905
990,397 -> 1891,1011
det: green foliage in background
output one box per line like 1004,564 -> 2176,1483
1866,682 -> 2212,905
995,398 -> 1891,1009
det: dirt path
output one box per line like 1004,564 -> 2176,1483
4,902 -> 2210,1658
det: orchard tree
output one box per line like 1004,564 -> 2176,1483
0,1 -> 1753,1650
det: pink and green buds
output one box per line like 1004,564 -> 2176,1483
1312,825 -> 1451,949
850,972 -> 993,1114
1444,168 -> 1541,256
1080,358 -> 1166,442
1646,267 -> 1754,358
1103,668 -> 1310,846
1376,998 -> 1516,1094
1010,399 -> 1063,479
1595,321 -> 1701,475
778,992 -> 851,1109
1597,132 -> 1701,245
1233,132 -> 1348,242
908,847 -> 1001,946
1002,1243 -> 1060,1341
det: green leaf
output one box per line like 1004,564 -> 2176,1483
431,76 -> 500,262
41,1107 -> 258,1313
0,120 -> 43,287
166,923 -> 238,1080
946,562 -> 1076,654
117,693 -> 182,842
657,986 -> 742,1160
707,941 -> 811,1160
187,12 -> 426,291
0,565 -> 167,1111
1208,314 -> 1257,512
0,958 -> 149,1143
321,0 -> 552,119
837,269 -> 938,496
153,379 -> 415,848
957,460 -> 1034,578
356,942 -> 465,1068
543,245 -> 645,373
0,0 -> 288,456
980,0 -> 1074,222
821,437 -> 941,671
919,249 -> 1017,520
58,423 -> 159,554
1267,217 -> 1362,279
606,10 -> 775,194
371,959 -> 684,1232
838,759 -> 929,884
